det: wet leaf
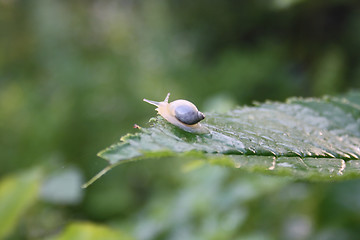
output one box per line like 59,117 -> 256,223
83,92 -> 360,187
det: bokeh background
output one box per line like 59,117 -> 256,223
1,0 -> 360,239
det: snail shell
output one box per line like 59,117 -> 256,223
143,93 -> 209,134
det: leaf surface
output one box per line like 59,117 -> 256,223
84,92 -> 360,187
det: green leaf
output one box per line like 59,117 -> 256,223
0,168 -> 43,239
83,92 -> 360,187
51,222 -> 133,240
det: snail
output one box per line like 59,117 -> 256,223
143,93 -> 209,134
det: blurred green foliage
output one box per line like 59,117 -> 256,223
1,0 -> 360,239
0,168 -> 42,239
50,222 -> 133,240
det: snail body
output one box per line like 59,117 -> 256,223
143,93 -> 208,134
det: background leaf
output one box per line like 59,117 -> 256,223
86,92 -> 360,186
0,168 -> 42,239
50,222 -> 133,240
